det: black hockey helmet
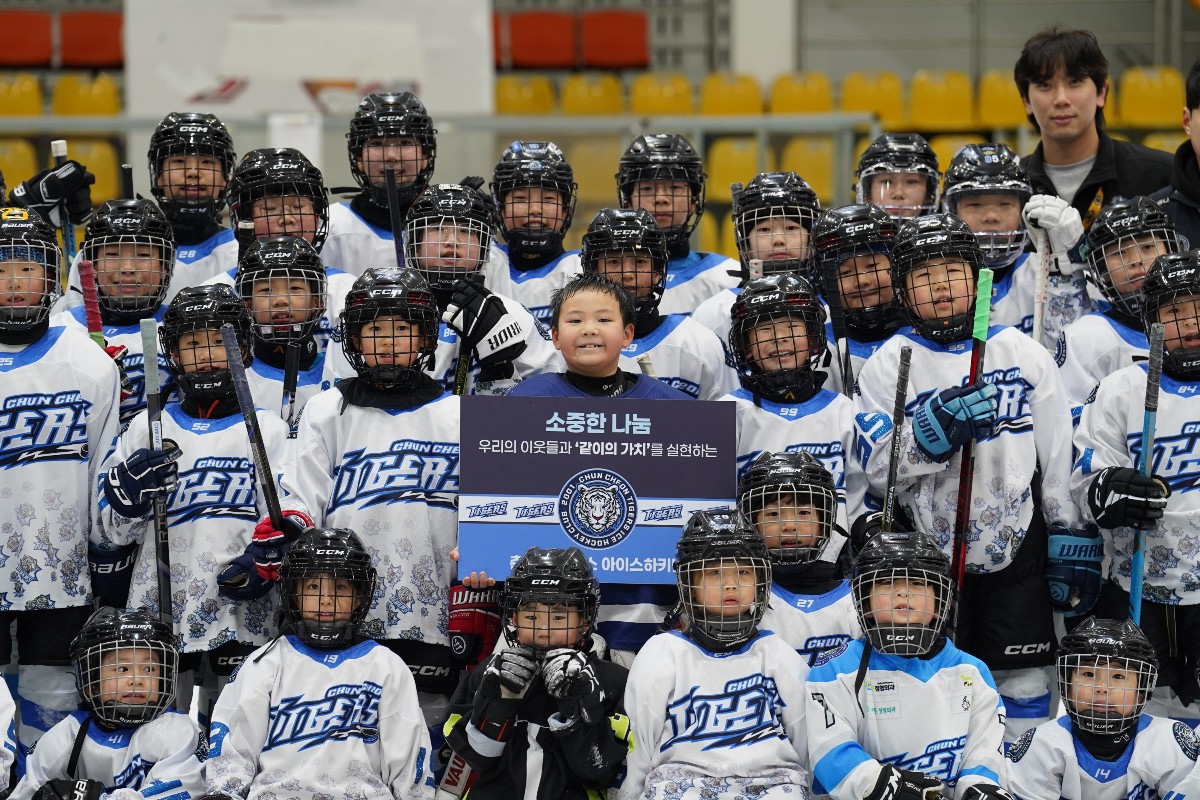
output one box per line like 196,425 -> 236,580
1057,616 -> 1158,738
160,284 -> 253,401
581,207 -> 668,323
1087,196 -> 1182,319
675,508 -> 771,652
491,140 -> 578,265
1141,249 -> 1200,380
82,199 -> 176,319
737,451 -> 838,566
403,183 -> 494,298
281,527 -> 377,649
147,111 -> 237,229
942,143 -> 1032,268
228,148 -> 329,251
892,213 -> 986,343
501,546 -> 600,652
0,206 -> 62,333
616,133 -> 706,251
852,530 -> 953,657
71,607 -> 179,729
339,267 -> 439,390
0,168 -> 6,204
235,235 -> 327,344
855,133 -> 941,218
732,171 -> 821,279
347,91 -> 437,211
812,203 -> 900,337
729,273 -> 828,402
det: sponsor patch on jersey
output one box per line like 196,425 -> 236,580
867,700 -> 901,719
558,468 -> 637,549
1174,720 -> 1200,760
950,690 -> 971,714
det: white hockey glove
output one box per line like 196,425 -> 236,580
483,645 -> 539,697
442,277 -> 530,367
542,647 -> 604,730
1023,194 -> 1087,276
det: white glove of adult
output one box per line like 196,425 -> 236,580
1023,194 -> 1087,276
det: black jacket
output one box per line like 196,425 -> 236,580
1023,128 -> 1174,227
1150,140 -> 1200,249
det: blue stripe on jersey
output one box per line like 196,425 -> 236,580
1001,689 -> 1050,719
165,403 -> 251,432
176,227 -> 234,263
894,326 -> 1007,355
990,263 -> 1015,302
288,634 -> 380,666
823,323 -> 886,362
668,627 -> 777,656
1159,369 -> 1200,397
771,580 -> 851,613
1063,713 -> 1143,782
70,304 -> 170,336
667,251 -> 731,282
954,764 -> 1003,785
1098,311 -> 1149,348
250,353 -> 327,385
813,740 -> 874,796
729,386 -> 841,417
496,245 -> 581,283
625,314 -> 686,352
141,779 -> 184,798
0,326 -> 65,370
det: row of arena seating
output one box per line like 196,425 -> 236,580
498,66 -> 1189,130
494,9 -> 649,70
0,71 -> 121,116
0,10 -> 123,69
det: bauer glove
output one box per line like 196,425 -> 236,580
1087,466 -> 1169,528
442,277 -> 530,368
10,161 -> 95,227
101,444 -> 181,518
1046,525 -> 1104,616
33,780 -> 104,800
247,509 -> 313,581
865,765 -> 944,800
449,584 -> 501,669
88,542 -> 137,609
912,382 -> 998,461
1023,194 -> 1087,276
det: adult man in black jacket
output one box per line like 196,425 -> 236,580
1150,58 -> 1200,248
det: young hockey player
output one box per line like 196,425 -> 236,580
854,133 -> 941,219
853,213 -> 1084,741
228,147 -> 329,259
9,608 -> 203,800
616,133 -> 739,315
805,530 -> 1010,800
444,546 -> 629,800
486,140 -> 582,324
724,273 -> 865,528
324,91 -> 437,277
95,284 -> 291,709
1006,617 -> 1200,799
619,509 -> 811,800
0,208 -> 122,757
738,451 -> 861,666
1151,57 -> 1200,247
1072,249 -> 1200,724
206,527 -> 435,800
578,207 -> 735,400
1057,197 -> 1182,423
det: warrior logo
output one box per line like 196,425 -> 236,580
558,468 -> 637,549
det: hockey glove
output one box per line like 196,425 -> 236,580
10,161 -> 95,227
101,444 -> 181,518
33,779 -> 104,800
1023,194 -> 1087,276
442,278 -> 530,368
216,553 -> 275,601
912,382 -> 998,461
849,507 -> 917,559
1046,525 -> 1104,616
1087,466 -> 1170,529
88,542 -> 137,608
542,648 -> 604,731
865,765 -> 944,800
105,343 -> 134,402
449,584 -> 501,669
483,646 -> 539,697
248,509 -> 313,581
959,785 -> 1014,800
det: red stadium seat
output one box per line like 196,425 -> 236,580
508,12 -> 576,69
0,11 -> 52,68
581,11 -> 649,70
60,12 -> 124,68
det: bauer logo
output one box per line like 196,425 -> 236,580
558,468 -> 637,549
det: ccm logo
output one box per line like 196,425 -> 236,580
530,579 -> 560,585
1003,642 -> 1051,655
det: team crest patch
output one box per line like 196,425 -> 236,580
1173,721 -> 1200,760
1006,728 -> 1034,762
558,468 -> 637,549
1054,334 -> 1067,367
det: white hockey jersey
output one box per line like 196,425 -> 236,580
619,629 -> 811,800
95,404 -> 291,652
0,325 -> 121,611
322,200 -> 401,277
481,246 -> 583,326
206,634 -> 435,800
658,251 -> 740,316
9,710 -> 203,800
853,326 -> 1081,573
245,353 -> 330,433
0,680 -> 13,789
805,638 -> 1008,800
1072,363 -> 1200,605
762,580 -> 861,669
279,388 -> 458,644
987,253 -> 1091,351
619,315 -> 738,401
1006,714 -> 1200,800
1055,311 -> 1148,425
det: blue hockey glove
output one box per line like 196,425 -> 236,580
249,509 -> 313,581
88,542 -> 137,608
1046,525 -> 1104,617
912,382 -> 998,461
216,553 -> 275,601
442,278 -> 530,368
1087,466 -> 1170,528
101,445 -> 181,518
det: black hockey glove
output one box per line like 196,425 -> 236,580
10,161 -> 95,227
849,507 -> 917,559
216,552 -> 275,601
442,278 -> 530,368
471,647 -> 539,741
542,647 -> 604,731
912,382 -> 998,461
101,444 -> 181,518
482,646 -> 539,696
959,784 -> 1014,800
1087,466 -> 1169,529
865,765 -> 944,800
1046,525 -> 1104,617
33,779 -> 104,800
88,542 -> 137,608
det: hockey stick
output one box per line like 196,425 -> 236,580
77,259 -> 105,349
1129,322 -> 1165,625
50,140 -> 77,272
1029,227 -> 1050,345
635,353 -> 657,379
435,749 -> 476,800
384,167 -> 406,270
220,324 -> 285,531
881,344 -> 912,532
820,254 -> 855,397
120,163 -> 135,200
950,268 -> 994,619
282,340 -> 301,435
452,271 -> 485,397
140,318 -> 173,627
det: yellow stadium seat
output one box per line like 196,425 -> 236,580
565,136 -> 623,204
494,74 -> 555,115
927,134 -> 981,176
780,136 -> 835,205
67,139 -> 120,203
699,73 -> 763,116
696,212 -> 719,254
840,71 -> 905,129
976,69 -> 1028,130
706,137 -> 776,203
908,69 -> 974,131
1119,66 -> 1185,128
50,72 -> 120,115
720,210 -> 738,259
560,73 -> 624,116
0,72 -> 43,115
0,138 -> 37,186
1143,130 -> 1187,153
629,72 -> 694,116
1103,82 -> 1121,127
769,72 -> 834,114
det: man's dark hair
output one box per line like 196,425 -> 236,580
1013,27 -> 1109,132
1187,57 -> 1200,111
550,271 -> 635,329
